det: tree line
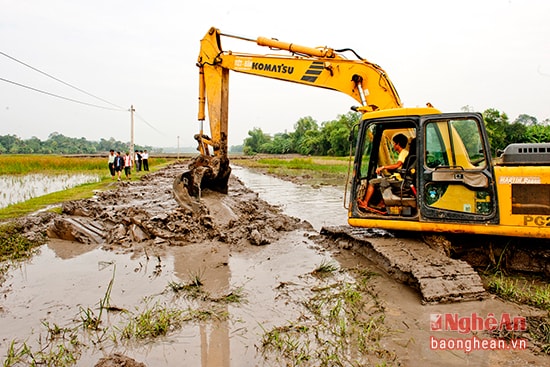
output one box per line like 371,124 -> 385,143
243,109 -> 550,157
0,132 -> 153,154
1,108 -> 548,156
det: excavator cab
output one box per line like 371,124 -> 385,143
353,119 -> 419,216
349,111 -> 499,227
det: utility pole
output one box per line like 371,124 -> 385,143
177,135 -> 180,160
129,105 -> 135,157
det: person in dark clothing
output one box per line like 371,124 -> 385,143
135,150 -> 142,172
113,151 -> 124,181
108,149 -> 116,179
142,150 -> 149,171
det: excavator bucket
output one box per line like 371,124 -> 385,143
172,154 -> 231,212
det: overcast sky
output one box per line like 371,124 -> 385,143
1,0 -> 549,149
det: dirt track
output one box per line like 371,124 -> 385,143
3,162 -> 549,366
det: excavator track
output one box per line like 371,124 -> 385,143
320,225 -> 487,304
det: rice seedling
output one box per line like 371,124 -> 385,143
79,265 -> 117,331
216,287 -> 245,304
311,259 -> 339,277
119,303 -> 185,340
528,316 -> 550,354
260,277 -> 396,366
3,323 -> 81,367
0,154 -> 170,218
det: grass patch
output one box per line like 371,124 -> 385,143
483,272 -> 550,354
527,316 -> 550,354
0,179 -> 107,219
260,275 -> 396,366
0,155 -> 107,174
311,259 -> 339,277
0,222 -> 44,262
232,155 -> 350,187
3,323 -> 81,367
484,273 -> 550,311
0,221 -> 46,283
0,155 -> 172,219
119,303 -> 186,340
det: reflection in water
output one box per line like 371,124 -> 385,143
0,173 -> 100,208
172,244 -> 231,367
232,166 -> 348,230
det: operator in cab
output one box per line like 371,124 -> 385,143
358,133 -> 409,214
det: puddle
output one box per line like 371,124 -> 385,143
0,241 -> 172,344
0,233 -> 330,366
0,173 -> 100,208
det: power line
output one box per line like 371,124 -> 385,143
0,77 -> 124,111
0,50 -> 126,110
1,50 -> 166,136
135,111 -> 165,135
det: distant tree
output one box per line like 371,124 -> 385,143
229,145 -> 243,153
0,133 -> 142,154
524,124 -> 550,143
483,109 -> 510,155
320,112 -> 359,156
0,134 -> 20,153
504,122 -> 528,144
514,114 -> 538,126
243,127 -> 271,155
298,129 -> 323,155
26,137 -> 43,153
267,133 -> 293,154
290,116 -> 318,153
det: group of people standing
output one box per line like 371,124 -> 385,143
108,149 -> 149,181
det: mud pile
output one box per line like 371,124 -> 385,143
16,162 -> 310,251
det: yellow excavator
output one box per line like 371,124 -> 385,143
174,27 -> 550,240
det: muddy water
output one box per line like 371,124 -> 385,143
231,166 -> 348,230
0,233 -> 330,366
1,167 -> 548,366
0,168 -> 343,366
0,173 -> 100,208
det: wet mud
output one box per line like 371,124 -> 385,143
1,162 -> 549,366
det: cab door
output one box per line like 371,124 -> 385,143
420,113 -> 499,224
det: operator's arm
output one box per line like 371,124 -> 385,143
376,149 -> 408,174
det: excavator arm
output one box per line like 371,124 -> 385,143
173,27 -> 403,210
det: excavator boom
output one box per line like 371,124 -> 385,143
173,27 -> 402,209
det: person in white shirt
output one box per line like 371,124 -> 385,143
142,150 -> 149,171
123,151 -> 133,180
